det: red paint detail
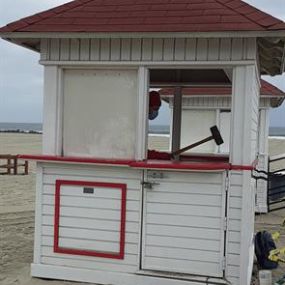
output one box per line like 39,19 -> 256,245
230,164 -> 254,171
130,160 -> 231,170
19,154 -> 256,171
53,180 -> 61,253
54,180 -> 127,259
159,79 -> 285,97
1,0 -> 285,33
147,150 -> 229,162
18,154 -> 132,166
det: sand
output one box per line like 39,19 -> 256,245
1,133 -> 285,285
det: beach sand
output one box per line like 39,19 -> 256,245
1,133 -> 285,285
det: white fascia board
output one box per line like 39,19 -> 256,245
0,30 -> 285,39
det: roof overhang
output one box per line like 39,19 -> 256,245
2,30 -> 285,40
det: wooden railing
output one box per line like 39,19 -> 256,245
0,155 -> 29,175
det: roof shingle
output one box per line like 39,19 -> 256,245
0,0 -> 285,33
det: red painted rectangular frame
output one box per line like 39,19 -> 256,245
54,179 -> 127,260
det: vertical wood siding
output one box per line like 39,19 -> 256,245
181,97 -> 231,109
38,164 -> 142,274
40,38 -> 256,62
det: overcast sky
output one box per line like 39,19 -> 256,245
0,0 -> 284,126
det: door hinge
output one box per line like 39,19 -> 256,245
141,181 -> 160,189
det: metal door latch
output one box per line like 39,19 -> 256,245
141,181 -> 160,189
148,172 -> 164,179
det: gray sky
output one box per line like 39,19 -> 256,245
0,0 -> 284,126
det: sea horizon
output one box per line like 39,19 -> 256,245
1,122 -> 285,137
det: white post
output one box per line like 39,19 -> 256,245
135,67 -> 149,160
230,65 -> 259,165
256,109 -> 269,212
230,65 -> 260,285
42,65 -> 62,155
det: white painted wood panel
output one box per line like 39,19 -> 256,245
31,263 -> 220,285
42,194 -> 140,211
143,257 -> 221,277
42,205 -> 139,222
90,39 -> 100,60
70,39 -> 80,60
41,256 -> 137,273
63,69 -> 138,159
41,246 -> 138,265
36,164 -> 142,275
42,236 -> 138,254
47,255 -> 132,271
146,235 -> 221,252
182,97 -> 231,109
43,164 -> 140,179
42,226 -> 139,244
41,38 -> 257,63
142,171 -> 225,277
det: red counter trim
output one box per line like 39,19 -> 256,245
18,154 -> 255,171
129,161 -> 231,170
54,180 -> 127,260
18,154 -> 131,166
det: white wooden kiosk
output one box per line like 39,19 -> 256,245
159,81 -> 285,213
1,1 -> 285,285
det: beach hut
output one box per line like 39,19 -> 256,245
159,80 -> 285,213
1,1 -> 285,285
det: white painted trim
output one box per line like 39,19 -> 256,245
31,261 -> 230,285
33,164 -> 43,264
255,205 -> 268,213
141,172 -> 148,271
56,67 -> 63,155
40,60 -> 258,68
239,172 -> 254,285
42,65 -> 59,155
230,65 -> 257,165
247,235 -> 255,285
136,67 -> 149,160
137,170 -> 145,271
2,31 -> 285,39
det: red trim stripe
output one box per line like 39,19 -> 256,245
18,154 -> 255,171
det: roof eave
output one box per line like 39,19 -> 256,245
1,30 -> 285,39
270,97 -> 285,108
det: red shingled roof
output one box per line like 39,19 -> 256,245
1,0 -> 285,33
159,79 -> 285,97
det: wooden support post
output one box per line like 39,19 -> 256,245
171,86 -> 182,161
24,161 -> 29,175
13,157 -> 18,175
7,158 -> 11,174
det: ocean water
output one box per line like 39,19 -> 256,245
0,122 -> 284,137
0,122 -> 42,133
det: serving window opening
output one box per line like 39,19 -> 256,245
147,68 -> 232,162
